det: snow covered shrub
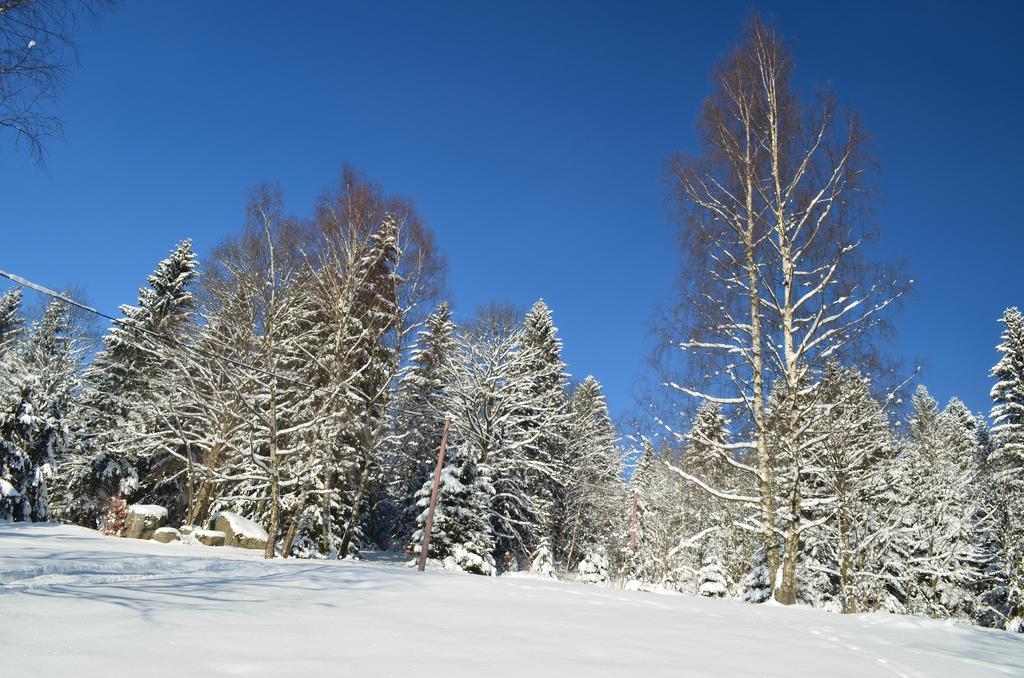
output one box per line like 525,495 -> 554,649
698,560 -> 728,598
443,544 -> 496,576
742,562 -> 771,604
529,537 -> 556,578
576,550 -> 611,585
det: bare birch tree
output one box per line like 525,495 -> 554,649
663,17 -> 905,603
0,0 -> 113,163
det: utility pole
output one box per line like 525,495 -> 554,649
417,418 -> 451,572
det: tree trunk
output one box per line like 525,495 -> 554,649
338,459 -> 371,558
837,496 -> 856,613
777,527 -> 800,605
322,451 -> 334,555
189,440 -> 225,526
282,517 -> 299,558
564,499 -> 585,573
264,378 -> 281,560
742,103 -> 777,596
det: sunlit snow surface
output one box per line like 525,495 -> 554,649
2,523 -> 1023,677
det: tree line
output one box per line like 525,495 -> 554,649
636,18 -> 1024,632
0,169 -> 626,576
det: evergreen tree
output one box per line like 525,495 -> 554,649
0,300 -> 82,521
334,215 -> 402,557
991,308 -> 1024,481
678,401 -> 747,596
496,299 -> 568,564
0,287 -> 24,356
797,365 -> 903,613
529,535 -> 557,578
391,302 -> 456,544
437,321 -> 557,570
624,441 -> 683,588
623,443 -> 656,583
559,376 -> 624,572
988,307 -> 1024,630
407,435 -> 496,576
698,557 -> 728,598
902,387 -> 982,620
0,286 -> 25,515
741,552 -> 772,603
576,549 -> 612,585
54,240 -> 198,527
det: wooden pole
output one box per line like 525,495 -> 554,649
417,418 -> 450,572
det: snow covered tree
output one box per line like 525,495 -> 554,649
624,441 -> 684,588
0,287 -> 24,356
530,535 -> 557,578
496,299 -> 568,564
430,315 -> 559,569
306,170 -> 445,557
324,214 -> 402,557
676,402 -> 748,595
199,186 -> 318,558
125,171 -> 446,560
698,557 -> 729,598
0,288 -> 25,428
663,17 -> 905,604
576,549 -> 612,585
0,287 -> 27,517
391,302 -> 456,544
424,327 -> 529,570
741,553 -> 772,603
900,387 -> 983,620
157,286 -> 255,528
559,376 -> 625,572
991,308 -> 1024,484
791,365 -> 903,613
54,240 -> 198,527
987,307 -> 1024,630
407,429 -> 496,576
1,299 -> 82,521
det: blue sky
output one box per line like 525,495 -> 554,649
1,1 -> 1020,422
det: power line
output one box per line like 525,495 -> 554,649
0,268 -> 328,395
1,269 -> 440,471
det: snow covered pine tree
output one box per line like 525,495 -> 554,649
989,307 -> 1024,630
52,240 -> 198,527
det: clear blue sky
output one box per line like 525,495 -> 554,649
1,1 -> 1020,422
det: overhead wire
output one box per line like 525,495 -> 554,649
0,268 -> 328,396
0,268 -> 449,464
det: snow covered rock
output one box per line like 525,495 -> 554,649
194,529 -> 226,546
121,505 -> 168,540
441,544 -> 496,576
179,525 -> 196,536
209,511 -> 268,550
152,527 -> 181,544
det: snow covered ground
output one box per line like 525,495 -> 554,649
2,523 -> 1022,677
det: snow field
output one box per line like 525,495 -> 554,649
3,523 -> 1024,677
